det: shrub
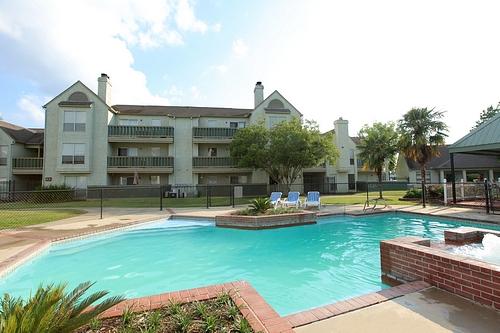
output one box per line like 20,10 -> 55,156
427,185 -> 444,198
0,281 -> 124,333
403,188 -> 422,199
249,197 -> 271,214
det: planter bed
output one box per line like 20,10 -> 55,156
216,211 -> 317,229
77,293 -> 253,333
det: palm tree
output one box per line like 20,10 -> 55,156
0,281 -> 124,333
398,108 -> 448,198
357,122 -> 399,199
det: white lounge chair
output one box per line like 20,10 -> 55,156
269,191 -> 282,208
304,191 -> 321,209
282,191 -> 301,208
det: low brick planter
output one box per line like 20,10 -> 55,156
215,211 -> 316,229
380,236 -> 500,310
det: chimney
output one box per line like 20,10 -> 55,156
254,81 -> 264,107
97,73 -> 112,105
334,117 -> 350,170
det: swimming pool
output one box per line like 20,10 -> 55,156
1,213 -> 499,315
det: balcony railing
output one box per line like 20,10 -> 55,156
108,125 -> 174,138
193,127 -> 238,139
108,156 -> 174,168
12,157 -> 43,169
193,156 -> 235,168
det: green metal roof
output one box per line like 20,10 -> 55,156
449,112 -> 500,155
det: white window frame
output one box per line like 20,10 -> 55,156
62,143 -> 85,164
63,111 -> 86,132
150,175 -> 160,185
0,145 -> 7,166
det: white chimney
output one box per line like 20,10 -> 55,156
97,73 -> 112,105
334,117 -> 350,170
254,81 -> 264,107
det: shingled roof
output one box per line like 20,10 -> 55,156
112,105 -> 252,118
404,146 -> 500,170
0,121 -> 44,144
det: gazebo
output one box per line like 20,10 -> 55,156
448,112 -> 500,208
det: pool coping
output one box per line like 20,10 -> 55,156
1,209 -> 498,279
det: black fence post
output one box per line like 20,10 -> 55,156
366,182 -> 369,202
100,188 -> 103,219
231,185 -> 235,208
160,185 -> 163,211
485,179 -> 490,214
206,185 -> 209,209
421,181 -> 426,208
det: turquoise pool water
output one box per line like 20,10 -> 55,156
1,213 -> 499,315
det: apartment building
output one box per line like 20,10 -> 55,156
1,74 -> 377,190
0,121 -> 44,191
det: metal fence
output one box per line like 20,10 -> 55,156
0,180 -> 497,230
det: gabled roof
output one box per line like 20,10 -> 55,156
254,90 -> 303,116
404,145 -> 500,170
449,111 -> 500,155
112,105 -> 252,118
43,80 -> 115,112
0,121 -> 44,144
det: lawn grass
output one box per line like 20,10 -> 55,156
0,209 -> 85,228
321,190 -> 410,205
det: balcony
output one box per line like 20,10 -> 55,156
192,156 -> 250,173
12,157 -> 43,174
107,156 -> 174,173
192,127 -> 238,143
108,125 -> 174,143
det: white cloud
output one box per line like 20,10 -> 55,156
16,95 -> 47,126
0,0 -> 210,125
232,39 -> 248,58
175,0 -> 207,33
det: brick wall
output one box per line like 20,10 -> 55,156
381,236 -> 500,310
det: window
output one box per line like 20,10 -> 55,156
229,121 -> 246,129
151,147 -> 161,157
120,176 -> 135,185
348,174 -> 356,190
230,176 -> 239,184
269,116 -> 287,128
117,147 -> 138,157
207,120 -> 217,128
119,119 -> 139,126
208,147 -> 217,157
268,99 -> 285,109
151,119 -> 161,126
64,176 -> 87,189
62,143 -> 85,164
0,145 -> 7,166
207,176 -> 217,185
356,159 -> 364,168
63,111 -> 86,132
349,150 -> 355,165
150,175 -> 160,185
416,170 -> 431,182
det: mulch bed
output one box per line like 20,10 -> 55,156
76,292 -> 254,333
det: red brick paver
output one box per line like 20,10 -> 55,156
99,280 -> 294,333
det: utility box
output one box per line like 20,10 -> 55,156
234,186 -> 243,198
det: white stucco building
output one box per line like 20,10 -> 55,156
0,74 -> 377,191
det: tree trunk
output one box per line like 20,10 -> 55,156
420,165 -> 427,189
377,170 -> 383,199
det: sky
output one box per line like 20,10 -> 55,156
1,0 -> 500,143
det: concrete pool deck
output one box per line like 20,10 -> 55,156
295,287 -> 500,333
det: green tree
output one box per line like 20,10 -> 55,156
230,119 -> 338,188
0,281 -> 124,333
473,103 -> 500,130
398,108 -> 448,189
357,122 -> 399,198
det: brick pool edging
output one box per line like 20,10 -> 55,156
215,211 -> 316,229
381,236 -> 500,310
283,280 -> 429,328
99,280 -> 294,333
